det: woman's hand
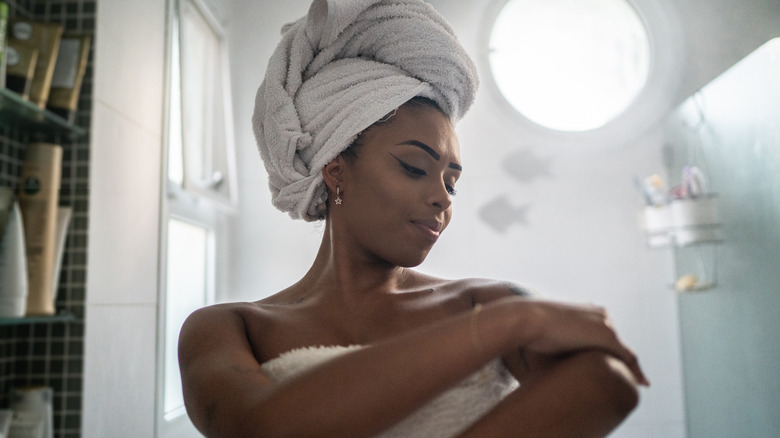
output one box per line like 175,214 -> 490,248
493,297 -> 649,386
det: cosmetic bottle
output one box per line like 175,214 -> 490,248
0,195 -> 29,318
10,386 -> 53,438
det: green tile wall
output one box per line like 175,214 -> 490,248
0,1 -> 94,437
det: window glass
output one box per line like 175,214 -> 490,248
177,0 -> 237,206
163,218 -> 213,420
160,0 -> 228,430
168,15 -> 184,187
489,0 -> 651,131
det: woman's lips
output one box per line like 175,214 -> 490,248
412,220 -> 441,242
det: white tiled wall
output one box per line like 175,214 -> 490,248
87,104 -> 162,306
83,0 -> 167,436
82,305 -> 158,437
91,0 -> 165,136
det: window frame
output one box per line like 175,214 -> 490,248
171,0 -> 238,210
156,0 -> 235,435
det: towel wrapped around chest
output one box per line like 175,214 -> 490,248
261,345 -> 518,437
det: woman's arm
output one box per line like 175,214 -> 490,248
470,283 -> 644,437
460,350 -> 640,438
179,298 -> 645,438
477,282 -> 646,387
179,301 -> 516,437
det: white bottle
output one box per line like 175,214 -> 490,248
0,200 -> 29,318
10,387 -> 53,438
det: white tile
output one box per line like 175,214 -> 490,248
610,421 -> 651,438
82,304 -> 158,438
94,0 -> 165,136
87,103 -> 162,305
651,421 -> 687,438
90,102 -> 163,197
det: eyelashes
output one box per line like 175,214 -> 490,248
390,154 -> 458,196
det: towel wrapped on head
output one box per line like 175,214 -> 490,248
253,0 -> 479,221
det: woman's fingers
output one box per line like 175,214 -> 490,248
520,300 -> 650,386
614,347 -> 650,387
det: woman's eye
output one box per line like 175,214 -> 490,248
401,162 -> 426,176
391,154 -> 426,177
390,154 -> 457,196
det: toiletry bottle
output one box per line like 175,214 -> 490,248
10,386 -> 53,438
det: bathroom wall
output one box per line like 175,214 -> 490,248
223,0 -> 319,305
81,0 -> 166,436
665,39 -> 780,438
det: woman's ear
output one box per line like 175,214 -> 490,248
322,155 -> 346,192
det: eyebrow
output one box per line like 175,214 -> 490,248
397,140 -> 463,171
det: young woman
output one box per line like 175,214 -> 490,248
178,2 -> 648,437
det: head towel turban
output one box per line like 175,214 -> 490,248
253,0 -> 479,221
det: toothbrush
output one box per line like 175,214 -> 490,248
632,176 -> 653,205
644,174 -> 668,205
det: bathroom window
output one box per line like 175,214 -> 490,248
159,0 -> 234,434
169,0 -> 237,207
163,218 -> 214,421
488,0 -> 651,132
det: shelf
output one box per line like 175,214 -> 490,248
0,311 -> 76,326
0,88 -> 87,139
646,238 -> 724,249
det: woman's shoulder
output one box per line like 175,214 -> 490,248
181,301 -> 266,334
180,299 -> 303,363
188,300 -> 262,316
413,271 -> 538,302
183,297 -> 300,328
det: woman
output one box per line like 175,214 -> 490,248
179,1 -> 649,437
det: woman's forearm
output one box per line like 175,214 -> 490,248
249,302 -> 523,437
459,350 -> 640,438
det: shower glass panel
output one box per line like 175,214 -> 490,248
664,38 -> 780,438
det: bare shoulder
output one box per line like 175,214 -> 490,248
178,301 -> 282,436
179,302 -> 265,361
179,298 -> 296,354
181,301 -> 264,337
439,277 -> 539,304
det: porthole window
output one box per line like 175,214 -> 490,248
488,0 -> 651,132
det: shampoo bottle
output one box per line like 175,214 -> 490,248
18,143 -> 62,316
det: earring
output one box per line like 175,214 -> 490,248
335,187 -> 342,205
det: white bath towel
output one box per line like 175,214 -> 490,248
253,0 -> 479,221
261,345 -> 518,437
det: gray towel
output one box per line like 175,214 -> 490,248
253,0 -> 478,221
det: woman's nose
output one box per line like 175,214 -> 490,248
429,180 -> 452,211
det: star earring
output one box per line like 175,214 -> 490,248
335,187 -> 342,205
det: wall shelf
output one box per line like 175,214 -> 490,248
0,88 -> 86,139
640,195 -> 724,292
0,311 -> 76,326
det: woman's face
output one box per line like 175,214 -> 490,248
338,104 -> 461,267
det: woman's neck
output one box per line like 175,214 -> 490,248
298,225 -> 412,301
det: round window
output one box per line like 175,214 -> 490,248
489,0 -> 651,132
